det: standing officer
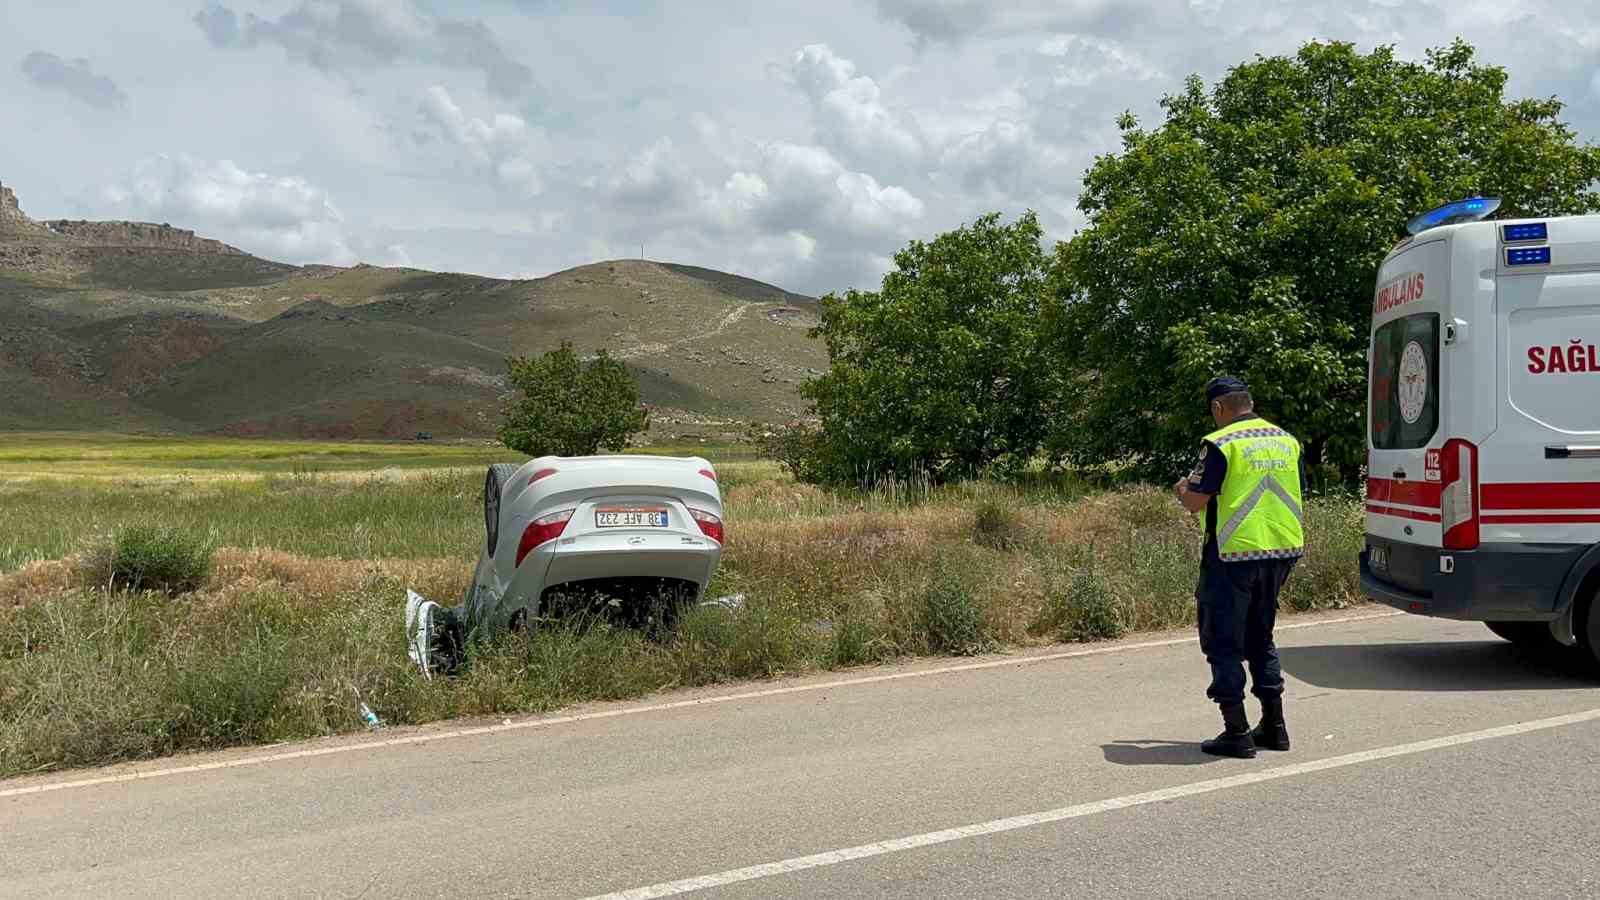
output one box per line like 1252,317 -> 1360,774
1174,376 -> 1306,759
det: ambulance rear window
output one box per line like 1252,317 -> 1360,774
1371,313 -> 1439,450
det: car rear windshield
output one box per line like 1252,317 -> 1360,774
1371,313 -> 1440,450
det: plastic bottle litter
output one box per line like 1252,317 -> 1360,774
358,702 -> 383,731
702,593 -> 746,611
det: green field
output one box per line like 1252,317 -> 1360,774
0,435 -> 1364,777
0,432 -> 517,476
0,434 -> 770,569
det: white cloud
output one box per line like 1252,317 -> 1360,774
733,140 -> 926,239
835,170 -> 926,228
100,155 -> 358,265
1034,35 -> 1163,87
415,86 -> 545,195
606,138 -> 692,209
789,44 -> 924,166
701,171 -> 770,227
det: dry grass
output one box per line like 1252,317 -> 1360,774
0,559 -> 80,609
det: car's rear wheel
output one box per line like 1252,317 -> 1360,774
1484,621 -> 1559,647
484,463 -> 520,557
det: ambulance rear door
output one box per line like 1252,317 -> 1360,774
1367,235 -> 1453,562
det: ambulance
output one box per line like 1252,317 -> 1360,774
1360,196 -> 1600,668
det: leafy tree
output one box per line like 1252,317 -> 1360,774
800,212 -> 1059,484
499,342 -> 649,456
1050,40 -> 1600,482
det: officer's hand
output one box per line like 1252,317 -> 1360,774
1173,478 -> 1189,497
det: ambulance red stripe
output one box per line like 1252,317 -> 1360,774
1480,482 -> 1600,511
1365,503 -> 1441,523
1366,477 -> 1441,508
1482,514 -> 1600,525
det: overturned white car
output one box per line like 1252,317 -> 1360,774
406,455 -> 724,674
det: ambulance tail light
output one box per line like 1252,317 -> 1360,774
1439,438 -> 1479,550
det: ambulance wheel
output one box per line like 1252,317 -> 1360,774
484,463 -> 520,558
1582,591 -> 1600,673
1484,621 -> 1559,647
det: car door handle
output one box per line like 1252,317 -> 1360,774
1392,468 -> 1407,479
1546,445 -> 1600,459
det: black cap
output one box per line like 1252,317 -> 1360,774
1205,376 -> 1249,404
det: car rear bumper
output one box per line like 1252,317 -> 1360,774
1360,539 -> 1583,622
543,531 -> 720,589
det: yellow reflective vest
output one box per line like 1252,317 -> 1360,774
1203,417 -> 1305,562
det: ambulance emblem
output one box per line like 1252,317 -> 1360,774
1398,340 -> 1427,425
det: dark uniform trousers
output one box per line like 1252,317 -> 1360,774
1196,557 -> 1298,705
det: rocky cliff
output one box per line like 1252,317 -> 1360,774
2,179 -> 272,281
41,219 -> 247,255
2,179 -> 246,254
1,181 -> 39,231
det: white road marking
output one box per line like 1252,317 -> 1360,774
586,707 -> 1600,900
0,611 -> 1398,798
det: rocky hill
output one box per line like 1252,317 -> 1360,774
0,181 -> 49,235
0,180 -> 825,440
39,219 -> 248,255
0,183 -> 22,225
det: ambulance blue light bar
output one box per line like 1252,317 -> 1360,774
1501,222 -> 1548,242
1506,247 -> 1552,267
1405,196 -> 1502,235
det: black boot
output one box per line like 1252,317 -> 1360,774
1251,694 -> 1290,751
1201,703 -> 1257,758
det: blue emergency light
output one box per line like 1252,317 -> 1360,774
1506,246 -> 1552,267
1501,222 -> 1548,243
1405,196 -> 1502,235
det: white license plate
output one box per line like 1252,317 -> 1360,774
1370,545 -> 1388,572
596,508 -> 668,528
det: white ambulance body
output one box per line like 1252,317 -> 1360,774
1361,199 -> 1600,666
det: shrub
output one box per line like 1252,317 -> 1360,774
1043,567 -> 1124,643
747,419 -> 827,484
972,499 -> 1025,551
918,561 -> 985,655
101,526 -> 215,595
829,619 -> 879,667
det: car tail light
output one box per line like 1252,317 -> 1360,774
516,509 -> 573,565
1439,438 -> 1479,550
689,508 -> 724,543
528,467 -> 558,487
698,468 -> 717,481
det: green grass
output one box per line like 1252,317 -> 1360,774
0,435 -> 772,569
0,437 -> 1369,778
0,432 -> 514,474
0,432 -> 763,476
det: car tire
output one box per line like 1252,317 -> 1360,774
484,463 -> 521,558
1484,621 -> 1559,647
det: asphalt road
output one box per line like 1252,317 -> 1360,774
5,611 -> 1599,899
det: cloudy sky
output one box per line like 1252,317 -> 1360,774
3,1 -> 1598,295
